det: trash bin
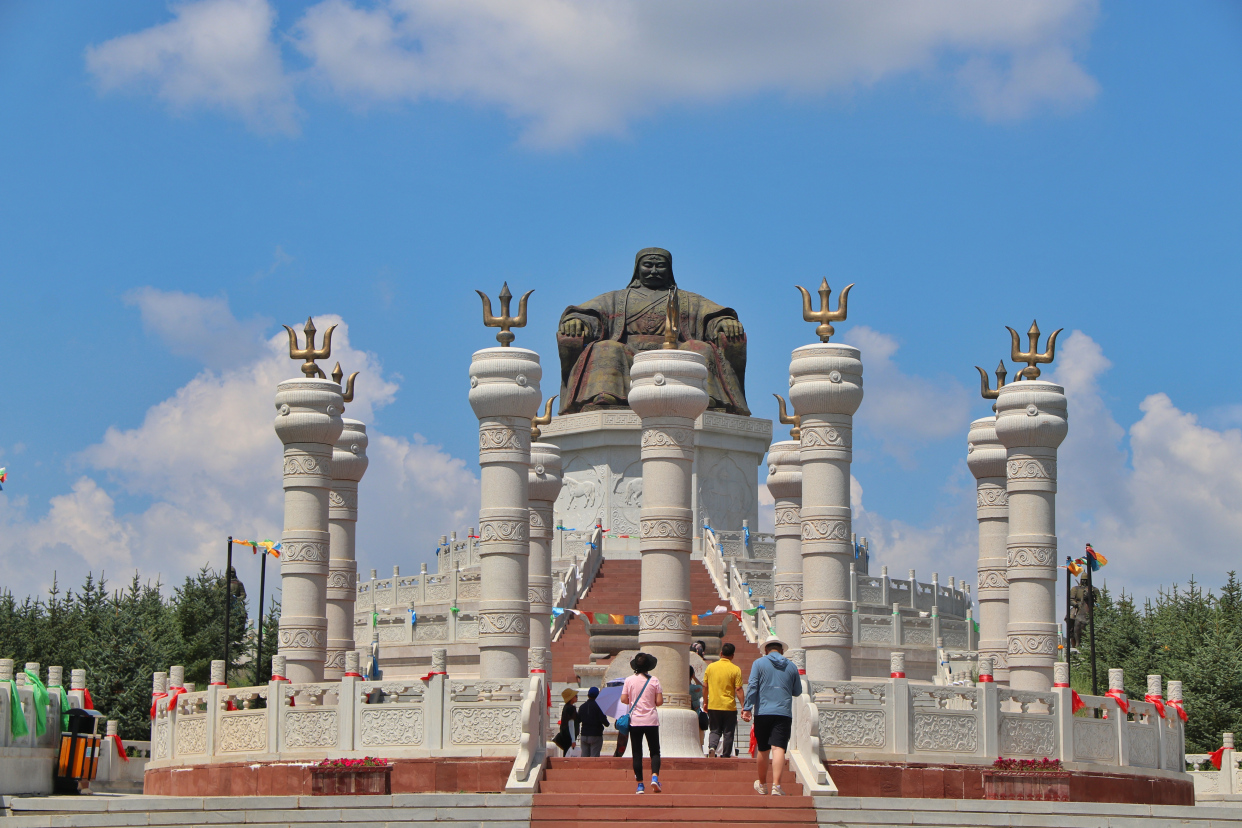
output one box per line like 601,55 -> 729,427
55,708 -> 103,794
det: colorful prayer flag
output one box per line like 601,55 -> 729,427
1085,544 -> 1107,570
1066,559 -> 1084,577
610,614 -> 625,624
623,615 -> 639,625
0,467 -> 7,490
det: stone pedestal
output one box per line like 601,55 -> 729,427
273,378 -> 344,683
968,416 -> 1010,684
995,380 -> 1067,692
326,419 -> 369,679
469,347 -> 541,680
767,439 -> 803,656
629,349 -> 710,756
789,343 -> 863,682
529,443 -> 562,654
539,410 -> 772,547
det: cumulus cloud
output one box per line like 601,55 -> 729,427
87,0 -> 1099,145
85,0 -> 299,134
847,325 -> 973,463
125,287 -> 271,369
0,292 -> 477,604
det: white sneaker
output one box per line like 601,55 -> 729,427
753,780 -> 767,795
707,748 -> 717,758
771,785 -> 786,796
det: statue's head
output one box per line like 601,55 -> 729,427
629,247 -> 674,290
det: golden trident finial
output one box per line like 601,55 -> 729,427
975,359 -> 1007,412
773,394 -> 801,440
662,287 -> 680,350
331,363 -> 359,406
283,316 -> 335,378
796,278 -> 854,343
531,396 -> 557,441
476,282 -> 533,347
1007,320 -> 1063,380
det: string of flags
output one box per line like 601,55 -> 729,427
1065,543 -> 1107,577
233,538 -> 281,558
549,603 -> 764,627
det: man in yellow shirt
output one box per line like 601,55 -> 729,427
702,642 -> 745,758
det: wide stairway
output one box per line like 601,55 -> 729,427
550,559 -> 760,683
533,756 -> 816,827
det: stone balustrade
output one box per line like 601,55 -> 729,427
794,670 -> 1188,779
147,651 -> 546,770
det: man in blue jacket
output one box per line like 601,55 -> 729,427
740,635 -> 802,796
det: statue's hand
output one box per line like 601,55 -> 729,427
718,319 -> 745,342
559,318 -> 589,338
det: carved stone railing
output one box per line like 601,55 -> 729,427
850,564 -> 971,620
356,567 -> 483,614
507,675 -> 548,790
1187,737 -> 1242,797
807,672 -> 1189,778
550,530 -> 604,642
147,654 -> 544,771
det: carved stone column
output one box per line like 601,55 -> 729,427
968,416 -> 1010,684
326,418 -> 369,679
469,347 -> 541,679
273,378 -> 344,683
789,342 -> 864,681
995,380 -> 1067,692
767,439 -> 803,657
528,442 -> 562,655
628,349 -> 709,756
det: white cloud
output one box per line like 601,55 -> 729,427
0,293 -> 477,604
847,325 -> 973,463
125,287 -> 271,369
87,0 -> 1099,145
85,0 -> 299,134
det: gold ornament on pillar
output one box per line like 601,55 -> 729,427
796,278 -> 854,342
284,317 -> 335,378
476,282 -> 533,346
773,394 -> 801,440
1007,320 -> 1063,380
331,363 -> 359,409
975,360 -> 1008,412
531,396 -> 557,441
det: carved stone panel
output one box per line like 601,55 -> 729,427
154,720 -> 169,759
283,709 -> 339,749
818,709 -> 885,748
1129,726 -> 1158,768
912,713 -> 978,753
449,706 -> 521,744
360,707 -> 424,746
175,716 -> 206,755
219,713 -> 267,753
1072,720 -> 1117,762
999,717 -> 1056,756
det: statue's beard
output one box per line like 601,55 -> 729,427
636,274 -> 672,290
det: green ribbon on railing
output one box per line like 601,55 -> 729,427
23,669 -> 48,736
56,685 -> 71,730
4,680 -> 28,737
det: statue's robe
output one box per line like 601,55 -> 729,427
557,286 -> 749,416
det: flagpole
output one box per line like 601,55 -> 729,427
256,551 -> 267,684
1086,558 -> 1098,697
224,536 -> 234,684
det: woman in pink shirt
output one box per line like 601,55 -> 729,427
620,652 -> 664,793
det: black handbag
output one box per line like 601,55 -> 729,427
697,709 -> 710,730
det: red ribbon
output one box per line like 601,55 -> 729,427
419,670 -> 447,682
1144,694 -> 1166,718
82,688 -> 94,710
978,675 -> 994,683
890,672 -> 905,678
531,669 -> 551,708
343,672 -> 363,678
1053,686 -> 1086,713
1105,688 -> 1130,714
1168,698 -> 1188,722
1210,746 -> 1226,770
149,692 -> 167,720
111,733 -> 130,762
271,675 -> 288,681
165,686 -> 186,715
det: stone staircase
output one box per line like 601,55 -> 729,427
532,756 -> 817,827
813,796 -> 1242,827
2,793 -> 531,827
549,558 -> 760,684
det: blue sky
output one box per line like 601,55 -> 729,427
1,1 -> 1240,609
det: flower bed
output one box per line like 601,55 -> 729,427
310,758 -> 391,795
983,758 -> 1069,802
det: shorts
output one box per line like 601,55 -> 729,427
752,714 -> 792,752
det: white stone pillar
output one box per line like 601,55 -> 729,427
789,343 -> 864,681
273,378 -> 344,683
469,347 -> 541,679
326,418 -> 369,679
628,349 -> 709,756
528,442 -> 562,655
968,416 -> 1010,684
47,667 -> 62,688
767,439 -> 803,659
995,380 -> 1066,692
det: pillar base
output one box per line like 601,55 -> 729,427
651,708 -> 705,758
